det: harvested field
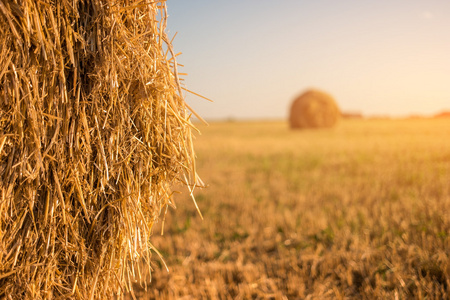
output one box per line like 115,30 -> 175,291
129,118 -> 450,299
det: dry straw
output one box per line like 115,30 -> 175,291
0,0 -> 202,299
289,89 -> 340,129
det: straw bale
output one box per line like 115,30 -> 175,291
342,111 -> 363,119
434,111 -> 450,118
0,1 -> 201,299
289,89 -> 340,129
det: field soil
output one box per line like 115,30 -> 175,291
127,119 -> 450,299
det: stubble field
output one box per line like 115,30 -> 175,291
129,118 -> 450,299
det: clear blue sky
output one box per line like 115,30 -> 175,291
166,0 -> 450,120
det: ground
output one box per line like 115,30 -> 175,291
126,118 -> 450,299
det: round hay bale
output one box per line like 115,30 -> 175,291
0,1 -> 201,299
289,89 -> 341,129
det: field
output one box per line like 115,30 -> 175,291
128,118 -> 450,299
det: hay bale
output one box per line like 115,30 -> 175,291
289,89 -> 340,129
434,111 -> 450,118
342,111 -> 363,119
0,1 -> 201,299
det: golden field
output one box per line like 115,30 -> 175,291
129,118 -> 450,299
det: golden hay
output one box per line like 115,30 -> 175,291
0,1 -> 201,299
289,89 -> 340,129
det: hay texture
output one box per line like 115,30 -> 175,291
0,1 -> 201,299
289,89 -> 340,129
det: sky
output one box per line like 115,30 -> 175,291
165,0 -> 450,120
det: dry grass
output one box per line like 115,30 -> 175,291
129,118 -> 450,299
0,1 -> 199,299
